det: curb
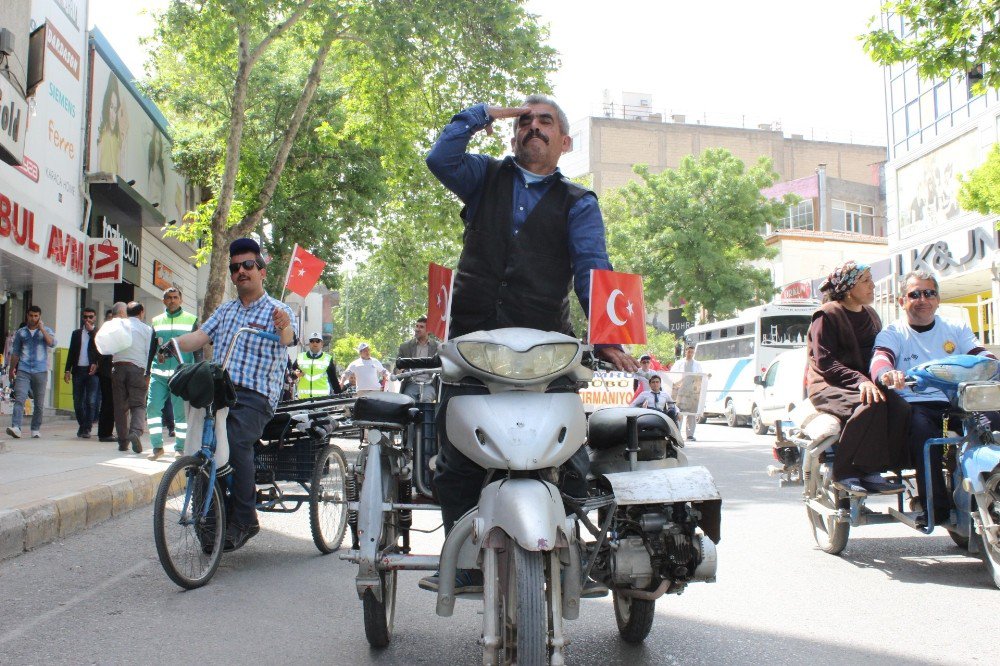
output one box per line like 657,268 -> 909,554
0,470 -> 168,562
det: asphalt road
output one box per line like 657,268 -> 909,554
1,423 -> 997,665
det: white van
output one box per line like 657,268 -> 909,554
750,347 -> 808,435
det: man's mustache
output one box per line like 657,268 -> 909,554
522,129 -> 549,145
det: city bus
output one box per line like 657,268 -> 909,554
683,300 -> 818,428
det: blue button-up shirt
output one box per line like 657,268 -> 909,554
201,292 -> 297,410
426,103 -> 613,316
11,325 -> 57,374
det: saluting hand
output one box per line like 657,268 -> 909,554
483,106 -> 530,136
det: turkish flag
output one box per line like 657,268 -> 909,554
284,244 -> 326,297
427,262 -> 454,340
588,269 -> 647,345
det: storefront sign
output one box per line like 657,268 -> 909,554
667,307 -> 694,335
0,189 -> 85,278
45,22 -> 80,80
779,281 -> 812,301
87,237 -> 123,283
53,0 -> 80,30
14,155 -> 39,182
101,219 -> 140,267
896,226 -> 997,276
0,75 -> 27,163
153,259 -> 176,290
579,371 -> 635,412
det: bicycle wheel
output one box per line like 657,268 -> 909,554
309,443 -> 348,554
153,455 -> 225,589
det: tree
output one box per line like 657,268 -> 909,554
635,326 -> 678,365
861,1 -> 1000,93
959,143 -> 1000,214
147,0 -> 556,319
604,149 -> 788,320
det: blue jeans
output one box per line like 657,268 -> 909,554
71,368 -> 100,433
12,371 -> 47,432
226,387 -> 273,527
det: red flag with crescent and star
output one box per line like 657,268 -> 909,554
284,244 -> 326,298
588,269 -> 647,345
428,262 -> 454,340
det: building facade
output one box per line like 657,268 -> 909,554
877,10 -> 1000,339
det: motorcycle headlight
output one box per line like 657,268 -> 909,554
958,382 -> 1000,412
457,342 -> 578,380
924,358 -> 1000,384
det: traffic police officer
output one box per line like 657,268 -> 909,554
293,332 -> 341,398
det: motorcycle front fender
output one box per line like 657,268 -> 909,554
475,478 -> 568,552
961,442 -> 1000,494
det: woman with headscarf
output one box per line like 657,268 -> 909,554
807,261 -> 910,494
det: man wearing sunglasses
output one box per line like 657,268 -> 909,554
64,307 -> 100,438
872,270 -> 998,526
169,237 -> 297,552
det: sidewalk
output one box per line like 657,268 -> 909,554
0,417 -> 176,561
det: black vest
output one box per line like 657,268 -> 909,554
449,157 -> 593,339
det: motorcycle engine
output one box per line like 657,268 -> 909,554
599,502 -> 717,592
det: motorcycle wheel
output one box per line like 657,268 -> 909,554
979,491 -> 1000,589
613,591 -> 655,643
806,463 -> 849,554
496,543 -> 548,665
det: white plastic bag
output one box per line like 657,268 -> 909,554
95,318 -> 132,355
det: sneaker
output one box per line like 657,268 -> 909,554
78,431 -> 91,439
6,426 -> 21,439
223,522 -> 261,552
31,431 -> 40,439
128,433 -> 142,454
687,435 -> 696,441
418,568 -> 484,594
147,448 -> 165,461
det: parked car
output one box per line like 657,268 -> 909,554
751,347 -> 807,435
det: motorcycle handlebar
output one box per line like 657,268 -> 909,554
395,355 -> 441,370
581,351 -> 616,372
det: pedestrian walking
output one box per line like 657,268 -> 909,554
111,302 -> 154,453
145,287 -> 199,460
342,342 -> 387,396
64,307 -> 100,438
5,306 -> 56,439
96,309 -> 116,442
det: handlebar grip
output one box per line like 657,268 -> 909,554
253,330 -> 282,342
395,355 -> 441,369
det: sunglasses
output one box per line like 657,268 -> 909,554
229,259 -> 262,274
906,288 -> 938,300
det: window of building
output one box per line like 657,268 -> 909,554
905,100 -> 920,136
831,200 -> 875,235
934,81 -> 951,119
774,200 -> 814,232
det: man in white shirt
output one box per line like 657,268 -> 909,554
630,375 -> 679,425
110,301 -> 154,453
342,342 -> 388,395
675,346 -> 707,441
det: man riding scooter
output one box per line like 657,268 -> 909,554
872,270 -> 1000,526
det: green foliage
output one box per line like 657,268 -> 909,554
330,333 -> 385,370
861,1 -> 1000,94
959,142 -> 1000,214
634,326 -> 678,365
604,149 -> 784,320
330,261 -> 416,362
146,0 -> 557,314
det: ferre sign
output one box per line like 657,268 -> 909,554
45,22 -> 80,80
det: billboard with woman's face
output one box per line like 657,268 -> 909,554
88,54 -> 186,226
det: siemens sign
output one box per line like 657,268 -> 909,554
48,82 -> 76,118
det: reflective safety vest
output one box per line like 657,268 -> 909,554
297,352 -> 333,398
150,309 -> 198,378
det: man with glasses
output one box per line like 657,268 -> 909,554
872,270 -> 998,526
145,287 -> 200,460
64,307 -> 100,438
170,237 -> 297,552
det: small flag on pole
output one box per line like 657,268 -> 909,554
428,262 -> 454,340
588,269 -> 647,345
283,244 -> 326,298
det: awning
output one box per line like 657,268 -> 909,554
86,172 -> 166,227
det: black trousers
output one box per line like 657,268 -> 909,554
433,382 -> 590,533
908,401 -> 1000,511
225,387 -> 273,528
97,374 -> 115,438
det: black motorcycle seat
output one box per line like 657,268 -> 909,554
588,407 -> 674,450
353,392 -> 416,425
